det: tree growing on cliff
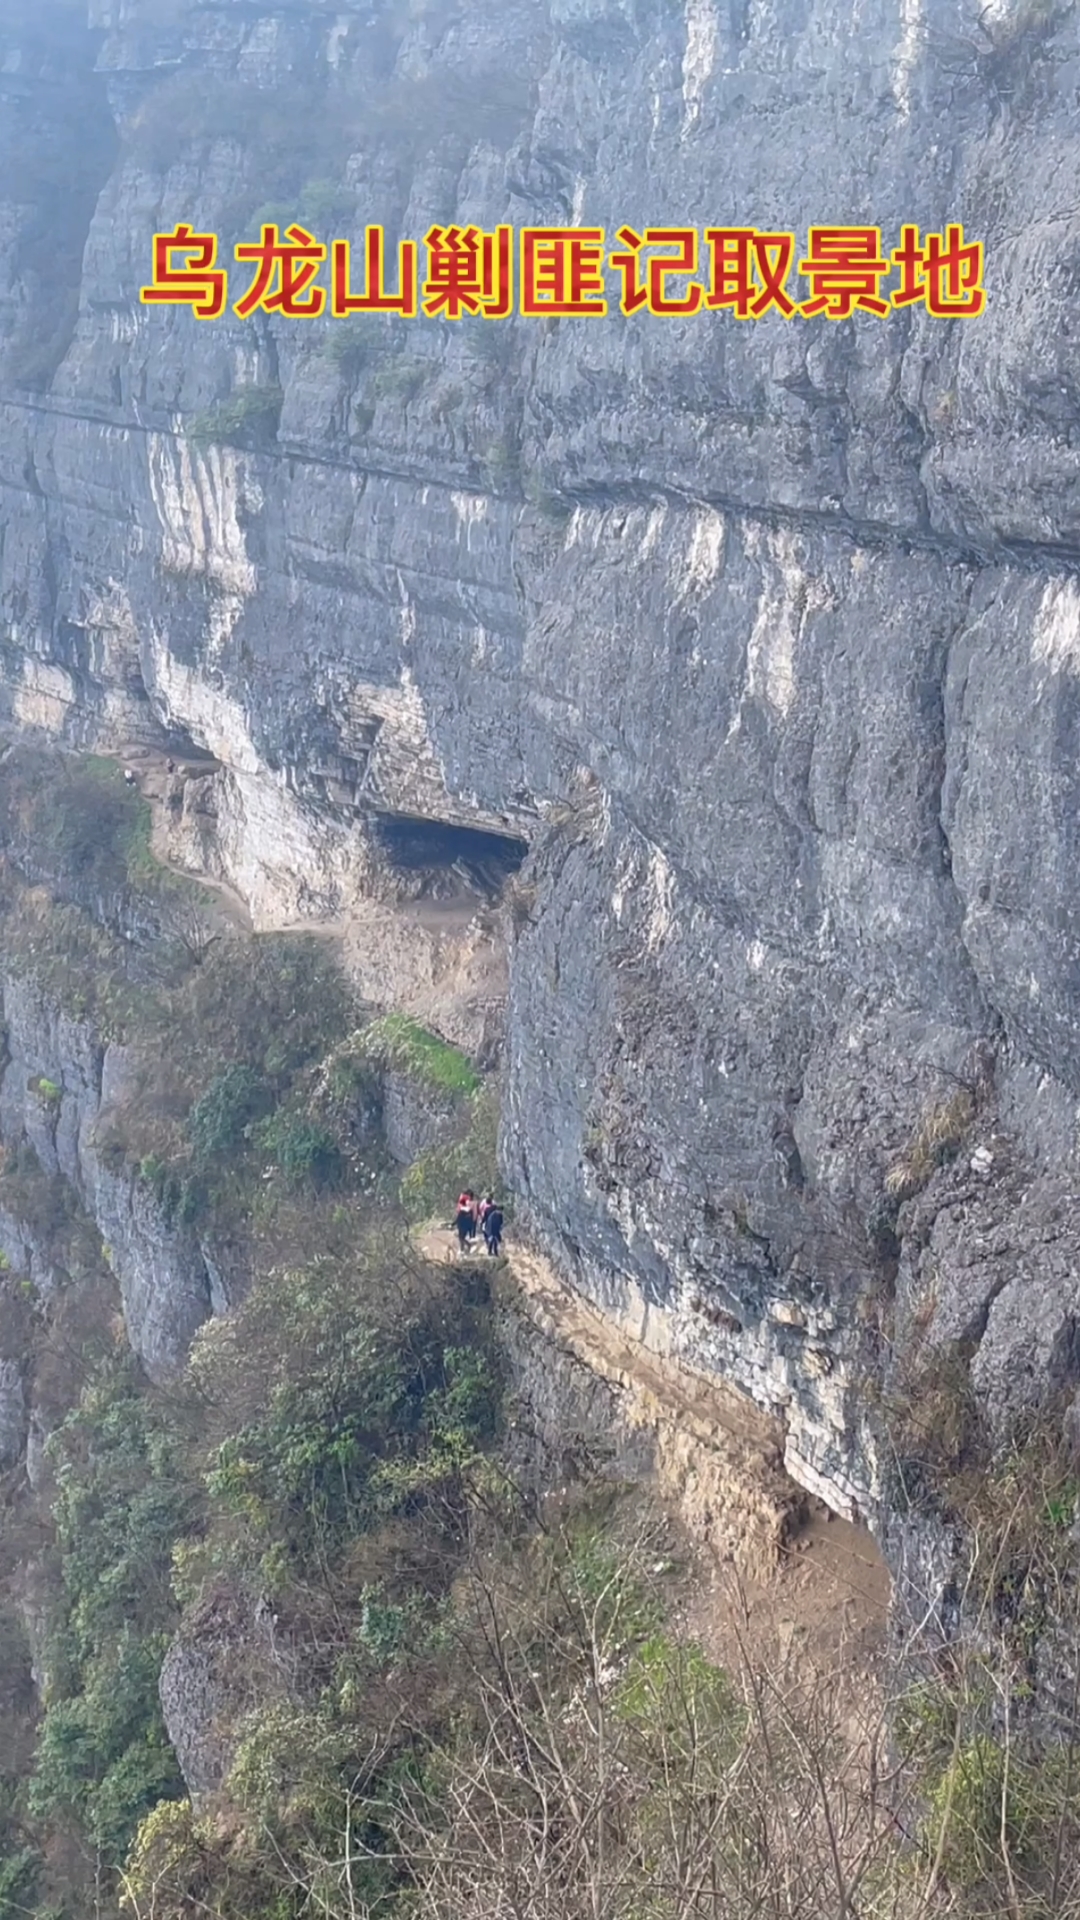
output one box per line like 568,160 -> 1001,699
27,1362 -> 190,1870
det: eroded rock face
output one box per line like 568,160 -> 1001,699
2,0 -> 1080,1539
159,1590 -> 274,1798
380,1068 -> 463,1166
0,1359 -> 27,1468
0,973 -> 215,1380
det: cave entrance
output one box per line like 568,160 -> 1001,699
369,812 -> 528,903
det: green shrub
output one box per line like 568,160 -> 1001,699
325,314 -> 406,380
85,933 -> 363,1235
252,1109 -> 342,1186
242,183 -> 356,244
121,1797 -> 287,1920
565,1523 -> 663,1647
369,359 -> 430,402
360,1015 -> 479,1097
188,1063 -> 269,1162
894,1679 -> 958,1772
925,1734 -> 1045,1889
0,1846 -> 39,1920
0,745 -> 179,909
354,1587 -> 427,1663
29,1633 -> 183,1862
195,1249 -> 501,1566
368,1342 -> 500,1514
614,1633 -> 740,1745
296,178 -> 358,229
245,201 -> 295,239
28,1367 -> 191,1862
189,385 -> 283,453
129,934 -> 355,1133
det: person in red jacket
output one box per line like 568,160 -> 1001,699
455,1191 -> 477,1249
453,1190 -> 470,1251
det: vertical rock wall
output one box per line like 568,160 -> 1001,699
2,0 -> 1080,1559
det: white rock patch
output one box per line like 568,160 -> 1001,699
682,0 -> 718,131
1032,576 -> 1080,676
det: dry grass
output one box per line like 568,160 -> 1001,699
885,1089 -> 976,1201
504,872 -> 539,934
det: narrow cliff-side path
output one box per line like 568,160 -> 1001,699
110,744 -> 255,932
415,1223 -> 889,1695
112,748 -> 505,1053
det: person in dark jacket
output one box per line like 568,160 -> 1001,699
483,1203 -> 504,1256
455,1192 -> 474,1250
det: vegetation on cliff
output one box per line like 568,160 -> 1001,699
0,1228 -> 507,1918
359,1014 -> 480,1100
0,751 -> 1079,1920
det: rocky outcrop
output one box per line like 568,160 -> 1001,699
0,1359 -> 27,1468
380,1066 -> 463,1166
159,1589 -> 276,1799
2,0 -> 1080,1574
494,1236 -> 809,1582
0,972 -> 216,1379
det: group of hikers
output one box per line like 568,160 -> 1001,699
455,1190 -> 504,1255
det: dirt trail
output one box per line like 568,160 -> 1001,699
112,745 -> 254,933
114,747 -> 888,1679
419,1226 -> 777,1448
117,752 -> 485,950
273,895 -> 483,945
417,1223 -> 889,1687
114,749 -> 505,1049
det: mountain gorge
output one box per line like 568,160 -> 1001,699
3,0 -> 1080,1913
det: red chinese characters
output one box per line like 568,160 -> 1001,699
704,229 -> 796,318
609,227 -> 703,315
422,226 -> 513,319
332,229 -> 418,316
233,224 -> 327,318
140,225 -> 228,320
798,227 -> 891,318
141,220 -> 988,324
520,228 -> 607,316
890,224 -> 985,316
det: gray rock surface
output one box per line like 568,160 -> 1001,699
159,1590 -> 270,1798
2,0 -> 1080,1542
0,1359 -> 27,1467
24,1409 -> 52,1493
0,971 -> 214,1379
380,1066 -> 463,1165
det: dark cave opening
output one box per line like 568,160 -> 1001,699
369,812 -> 528,898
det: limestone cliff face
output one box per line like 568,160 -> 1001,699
3,0 -> 1080,1566
0,974 -> 225,1379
